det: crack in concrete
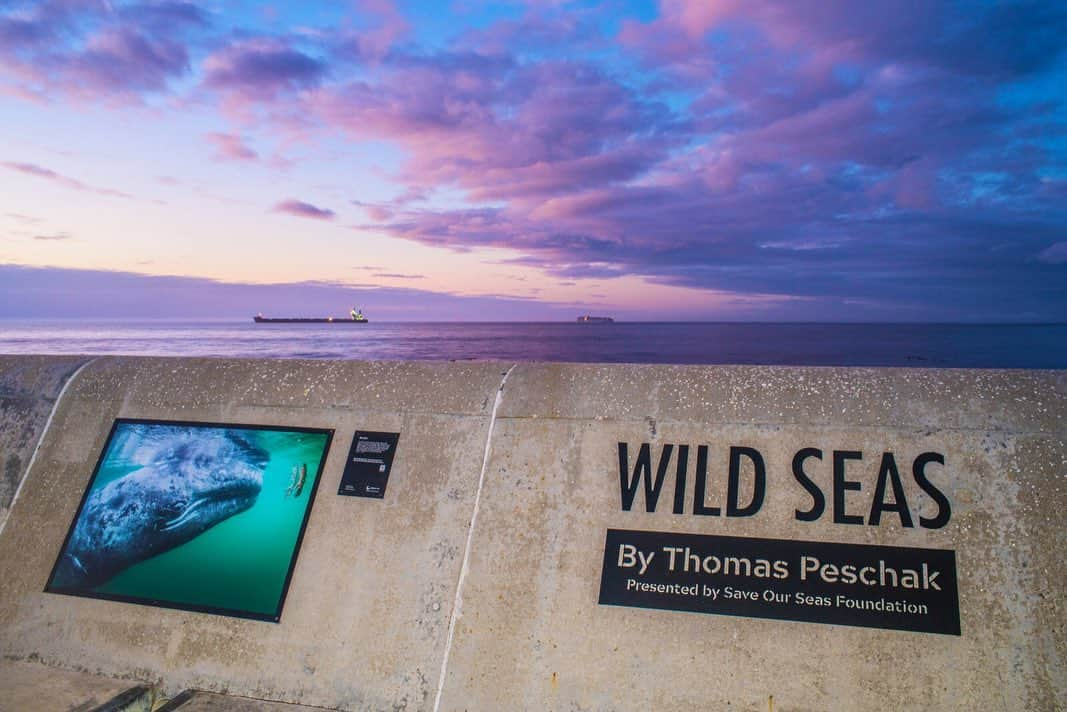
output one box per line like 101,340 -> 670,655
431,363 -> 516,712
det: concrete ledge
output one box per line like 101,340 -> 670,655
0,357 -> 1063,710
499,363 -> 1067,433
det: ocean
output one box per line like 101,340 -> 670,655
1,320 -> 1066,369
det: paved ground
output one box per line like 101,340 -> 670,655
159,691 -> 330,711
0,659 -> 149,712
0,661 -> 331,712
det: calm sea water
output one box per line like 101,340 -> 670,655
2,320 -> 1066,368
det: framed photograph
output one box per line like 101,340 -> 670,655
45,418 -> 333,622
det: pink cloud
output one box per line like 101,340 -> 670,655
361,204 -> 394,221
1,160 -> 133,199
272,199 -> 335,220
342,0 -> 410,59
888,158 -> 939,211
373,272 -> 423,279
206,132 -> 259,162
308,57 -> 675,205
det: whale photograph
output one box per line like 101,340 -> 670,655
45,419 -> 333,621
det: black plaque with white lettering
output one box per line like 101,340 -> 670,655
599,529 -> 959,635
338,431 -> 400,499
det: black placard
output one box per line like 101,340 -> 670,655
338,431 -> 400,498
599,529 -> 960,635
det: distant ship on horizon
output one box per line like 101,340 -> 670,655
577,315 -> 614,323
254,306 -> 369,324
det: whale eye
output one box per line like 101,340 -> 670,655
194,454 -> 210,469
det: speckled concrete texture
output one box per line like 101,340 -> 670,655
0,355 -> 90,532
0,357 -> 510,711
435,363 -> 1066,711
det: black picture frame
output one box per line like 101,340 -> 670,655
44,418 -> 334,623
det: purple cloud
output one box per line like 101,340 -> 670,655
311,54 -> 679,205
0,264 -> 574,321
272,199 -> 335,220
621,1 -> 1066,81
320,2 -> 1063,319
2,161 -> 133,199
203,39 -> 326,99
329,0 -> 410,61
70,26 -> 190,94
0,0 -> 86,50
0,1 -> 199,100
0,14 -> 53,47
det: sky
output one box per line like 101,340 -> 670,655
1,0 -> 1065,321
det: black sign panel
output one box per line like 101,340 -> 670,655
599,529 -> 959,635
338,431 -> 400,498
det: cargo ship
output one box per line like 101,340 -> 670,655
254,307 -> 368,324
577,315 -> 614,323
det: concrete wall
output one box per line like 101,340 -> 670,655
0,357 -> 509,710
0,357 -> 1063,711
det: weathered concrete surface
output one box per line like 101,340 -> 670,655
0,357 -> 509,711
0,355 -> 90,532
436,364 -> 1066,711
0,659 -> 149,712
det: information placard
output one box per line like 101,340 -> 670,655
599,529 -> 959,635
338,431 -> 400,498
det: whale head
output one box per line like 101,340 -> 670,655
52,428 -> 268,590
146,432 -> 266,537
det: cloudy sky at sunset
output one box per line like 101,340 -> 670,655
1,1 -> 1064,321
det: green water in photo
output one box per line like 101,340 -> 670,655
88,426 -> 330,618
